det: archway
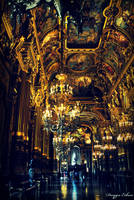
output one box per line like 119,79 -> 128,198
71,145 -> 81,166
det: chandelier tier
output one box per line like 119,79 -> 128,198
49,73 -> 73,102
42,101 -> 81,132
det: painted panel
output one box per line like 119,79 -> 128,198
66,0 -> 111,49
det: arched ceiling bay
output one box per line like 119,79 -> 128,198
0,0 -> 134,145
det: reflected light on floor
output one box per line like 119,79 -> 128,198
61,183 -> 67,199
95,194 -> 100,200
85,186 -> 88,196
72,181 -> 77,200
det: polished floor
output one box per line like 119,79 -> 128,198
39,177 -> 134,200
8,176 -> 134,200
41,178 -> 104,200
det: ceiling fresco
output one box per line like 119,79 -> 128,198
103,30 -> 131,68
72,80 -> 103,100
42,39 -> 59,73
115,0 -> 134,37
66,53 -> 95,72
35,3 -> 58,41
66,0 -> 111,49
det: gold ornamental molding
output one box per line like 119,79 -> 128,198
15,36 -> 25,52
108,53 -> 134,99
16,37 -> 27,72
16,51 -> 27,72
31,9 -> 46,82
2,13 -> 13,41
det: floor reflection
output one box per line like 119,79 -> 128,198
61,181 -> 67,199
72,181 -> 77,200
9,175 -> 134,200
40,178 -> 106,200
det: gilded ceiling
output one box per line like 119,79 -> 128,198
0,0 -> 134,144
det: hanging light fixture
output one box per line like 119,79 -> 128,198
117,133 -> 134,143
42,13 -> 81,164
49,75 -> 73,102
119,112 -> 133,127
42,104 -> 52,121
49,12 -> 74,103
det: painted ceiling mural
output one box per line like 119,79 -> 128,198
35,3 -> 58,41
0,0 -> 134,144
115,0 -> 134,37
66,53 -> 95,72
66,0 -> 111,49
72,79 -> 103,100
103,30 -> 131,69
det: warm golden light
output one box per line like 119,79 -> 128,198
77,76 -> 92,86
50,82 -> 73,99
117,134 -> 123,142
34,146 -> 38,150
119,121 -> 133,127
94,144 -> 102,149
117,133 -> 134,143
61,183 -> 67,199
16,132 -> 24,137
102,135 -> 112,141
85,138 -> 91,144
101,144 -> 116,150
56,73 -> 67,81
24,136 -> 29,141
42,105 -> 52,121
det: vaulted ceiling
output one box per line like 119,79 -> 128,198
0,0 -> 134,145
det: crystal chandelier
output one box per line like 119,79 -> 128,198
42,101 -> 81,131
42,100 -> 81,171
49,73 -> 73,102
53,101 -> 80,120
117,133 -> 134,143
42,104 -> 52,121
53,133 -> 75,162
49,16 -> 73,103
42,107 -> 52,131
119,112 -> 133,127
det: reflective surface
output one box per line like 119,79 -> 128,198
40,177 -> 134,200
41,178 -> 103,200
8,175 -> 134,200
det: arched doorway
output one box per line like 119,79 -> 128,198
71,145 -> 81,166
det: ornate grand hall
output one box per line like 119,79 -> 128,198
0,0 -> 134,199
